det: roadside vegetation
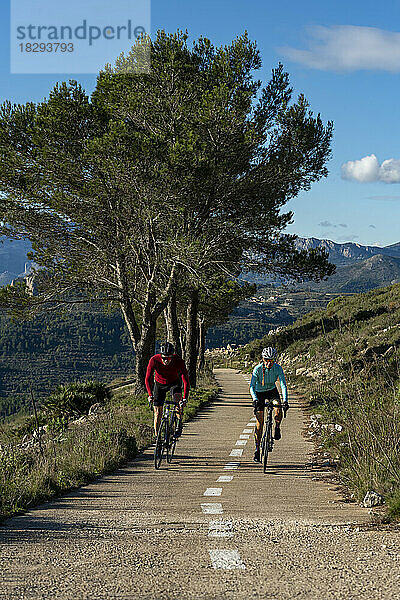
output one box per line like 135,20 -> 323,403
0,370 -> 218,523
236,283 -> 400,520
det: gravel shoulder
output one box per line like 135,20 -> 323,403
1,368 -> 399,599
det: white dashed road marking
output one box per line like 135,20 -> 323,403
229,448 -> 243,457
209,549 -> 246,570
217,475 -> 233,482
201,503 -> 223,514
204,488 -> 222,496
202,414 -> 254,572
235,440 -> 247,446
224,462 -> 240,470
208,520 -> 234,538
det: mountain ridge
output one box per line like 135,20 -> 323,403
295,253 -> 400,293
295,237 -> 400,265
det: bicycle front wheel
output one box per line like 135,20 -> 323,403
263,422 -> 272,473
261,431 -> 267,462
167,414 -> 178,463
154,418 -> 168,469
169,414 -> 178,462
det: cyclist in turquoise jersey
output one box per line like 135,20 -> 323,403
249,347 -> 289,462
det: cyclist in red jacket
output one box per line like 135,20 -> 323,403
145,342 -> 190,439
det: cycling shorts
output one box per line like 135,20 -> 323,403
153,379 -> 182,406
252,387 -> 281,414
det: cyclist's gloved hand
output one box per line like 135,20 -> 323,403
283,401 -> 289,411
180,398 -> 187,408
148,395 -> 154,408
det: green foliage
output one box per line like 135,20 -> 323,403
387,490 -> 400,520
42,381 -> 110,419
47,415 -> 69,434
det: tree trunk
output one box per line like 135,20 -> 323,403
163,310 -> 169,340
134,319 -> 156,393
118,262 -> 178,392
165,291 -> 182,356
197,315 -> 206,371
185,288 -> 199,388
120,300 -> 141,350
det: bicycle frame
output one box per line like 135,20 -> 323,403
260,401 -> 286,473
154,396 -> 179,469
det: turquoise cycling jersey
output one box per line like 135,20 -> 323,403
249,362 -> 288,403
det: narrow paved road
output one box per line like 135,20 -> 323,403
1,369 -> 399,599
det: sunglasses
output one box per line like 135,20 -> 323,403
161,355 -> 173,360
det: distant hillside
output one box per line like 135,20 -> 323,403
238,283 -> 400,385
296,254 -> 400,293
294,237 -> 400,266
0,306 -> 135,416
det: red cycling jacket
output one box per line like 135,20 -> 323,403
145,354 -> 190,398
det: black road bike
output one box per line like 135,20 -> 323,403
261,401 -> 288,473
154,397 -> 180,469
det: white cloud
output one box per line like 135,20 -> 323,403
341,154 -> 400,183
280,25 -> 400,72
341,154 -> 380,183
318,221 -> 348,229
379,159 -> 400,183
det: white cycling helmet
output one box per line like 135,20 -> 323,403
261,347 -> 277,360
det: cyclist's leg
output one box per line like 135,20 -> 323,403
172,391 -> 183,417
254,410 -> 264,446
253,409 -> 264,462
154,406 -> 163,436
274,406 -> 283,424
253,391 -> 266,447
171,380 -> 183,437
153,382 -> 167,436
270,388 -> 283,440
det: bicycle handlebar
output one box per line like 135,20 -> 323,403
265,401 -> 289,418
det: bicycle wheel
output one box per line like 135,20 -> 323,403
260,430 -> 267,461
154,418 -> 167,469
167,414 -> 178,463
263,422 -> 272,473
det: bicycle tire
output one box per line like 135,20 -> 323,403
263,422 -> 272,473
260,430 -> 267,460
167,414 -> 178,463
154,418 -> 167,469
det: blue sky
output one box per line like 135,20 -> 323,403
1,0 -> 399,246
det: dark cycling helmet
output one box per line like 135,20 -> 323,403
160,341 -> 175,356
261,346 -> 277,360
